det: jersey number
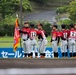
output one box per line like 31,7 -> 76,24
70,32 -> 76,37
31,32 -> 36,37
63,33 -> 67,38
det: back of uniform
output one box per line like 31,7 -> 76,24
68,24 -> 76,57
29,28 -> 38,58
60,29 -> 68,57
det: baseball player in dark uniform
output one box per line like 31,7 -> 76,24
37,23 -> 48,58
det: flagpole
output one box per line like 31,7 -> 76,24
19,0 -> 23,53
20,0 -> 22,29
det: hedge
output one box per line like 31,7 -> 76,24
0,25 -> 14,36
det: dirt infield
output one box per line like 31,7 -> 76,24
0,58 -> 76,69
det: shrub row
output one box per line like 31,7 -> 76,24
0,25 -> 14,36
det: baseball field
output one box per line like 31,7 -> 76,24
0,36 -> 51,47
0,36 -> 76,75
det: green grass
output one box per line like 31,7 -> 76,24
0,37 -> 14,48
0,36 -> 51,48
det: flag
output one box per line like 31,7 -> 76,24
13,18 -> 20,52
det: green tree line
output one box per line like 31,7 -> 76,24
0,0 -> 76,36
56,0 -> 76,23
0,0 -> 32,36
0,0 -> 31,21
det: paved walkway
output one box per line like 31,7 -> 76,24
23,10 -> 57,23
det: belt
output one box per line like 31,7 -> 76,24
23,39 -> 27,41
52,40 -> 57,41
30,39 -> 33,40
62,39 -> 67,41
69,38 -> 75,40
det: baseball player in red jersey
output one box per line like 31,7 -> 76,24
50,25 -> 60,57
29,24 -> 38,58
74,24 -> 76,30
60,24 -> 68,57
37,23 -> 48,58
19,22 -> 31,57
68,24 -> 76,57
74,24 -> 76,56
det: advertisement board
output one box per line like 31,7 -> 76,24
0,47 -> 70,58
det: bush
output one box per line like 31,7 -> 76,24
56,6 -> 68,14
61,19 -> 74,29
57,19 -> 74,29
0,25 -> 14,36
0,20 -> 52,36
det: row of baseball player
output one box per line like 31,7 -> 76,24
19,22 -> 48,58
51,24 -> 76,57
19,22 -> 76,58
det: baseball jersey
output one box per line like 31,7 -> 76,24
68,29 -> 76,40
60,29 -> 68,40
21,27 -> 30,40
51,30 -> 59,41
29,29 -> 37,40
37,29 -> 47,40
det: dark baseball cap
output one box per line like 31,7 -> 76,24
53,25 -> 57,28
24,21 -> 29,24
61,24 -> 66,28
30,24 -> 35,27
70,24 -> 74,28
38,23 -> 43,26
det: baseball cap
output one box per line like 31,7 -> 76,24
38,23 -> 43,26
30,24 -> 35,27
70,24 -> 74,28
61,24 -> 66,28
24,21 -> 29,24
53,25 -> 57,28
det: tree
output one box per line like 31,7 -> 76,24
22,0 -> 32,11
67,1 -> 76,22
29,0 -> 49,5
0,0 -> 19,19
0,0 -> 31,20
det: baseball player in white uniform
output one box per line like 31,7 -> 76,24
74,24 -> 76,57
29,24 -> 38,58
50,25 -> 60,57
60,24 -> 68,57
68,24 -> 76,57
37,23 -> 48,58
19,22 -> 31,57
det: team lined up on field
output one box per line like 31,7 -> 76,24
51,24 -> 76,58
19,22 -> 76,58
